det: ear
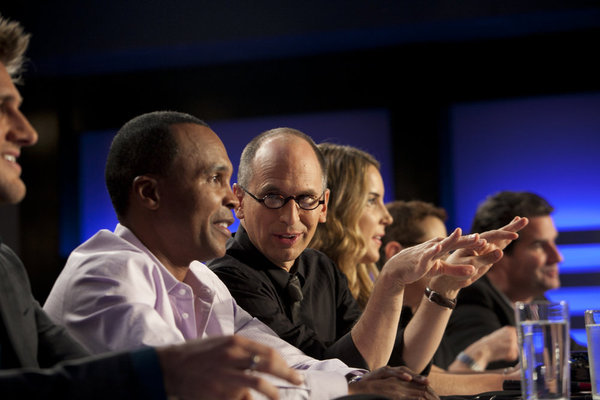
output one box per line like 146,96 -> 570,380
318,188 -> 330,223
132,175 -> 160,211
232,183 -> 245,219
384,241 -> 403,263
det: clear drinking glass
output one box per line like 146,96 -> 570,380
585,309 -> 600,400
515,300 -> 570,400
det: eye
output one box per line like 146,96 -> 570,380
209,174 -> 222,184
366,196 -> 377,206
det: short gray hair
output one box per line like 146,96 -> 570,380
0,15 -> 31,82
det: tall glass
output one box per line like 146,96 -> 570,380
515,301 -> 570,400
585,309 -> 600,400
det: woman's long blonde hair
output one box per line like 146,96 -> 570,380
310,143 -> 381,309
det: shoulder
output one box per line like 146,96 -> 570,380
0,243 -> 28,278
0,243 -> 32,294
208,253 -> 269,290
299,248 -> 349,282
209,252 -> 258,277
66,229 -> 159,277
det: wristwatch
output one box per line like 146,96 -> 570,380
456,351 -> 485,371
424,287 -> 457,310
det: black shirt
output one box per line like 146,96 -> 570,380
209,227 -> 411,371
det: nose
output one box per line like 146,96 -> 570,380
224,185 -> 239,210
5,106 -> 38,147
547,242 -> 563,264
381,206 -> 393,226
278,197 -> 300,225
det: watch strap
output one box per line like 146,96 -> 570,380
424,287 -> 457,310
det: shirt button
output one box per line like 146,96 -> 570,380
182,312 -> 189,319
178,288 -> 187,296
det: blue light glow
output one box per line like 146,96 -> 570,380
69,109 -> 393,256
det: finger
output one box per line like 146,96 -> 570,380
437,234 -> 484,256
231,337 -> 303,385
251,352 -> 303,386
229,371 -> 281,400
501,216 -> 529,232
392,382 -> 437,400
479,230 -> 519,245
370,366 -> 428,383
433,262 -> 475,277
471,249 -> 503,269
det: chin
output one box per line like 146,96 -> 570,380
360,253 -> 379,264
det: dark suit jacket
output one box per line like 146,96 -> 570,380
0,241 -> 164,399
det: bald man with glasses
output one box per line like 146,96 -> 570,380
208,127 -> 515,384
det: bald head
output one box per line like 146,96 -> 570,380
234,128 -> 329,270
237,127 -> 327,191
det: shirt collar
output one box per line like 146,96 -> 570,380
231,226 -> 306,287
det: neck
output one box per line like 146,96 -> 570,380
122,218 -> 189,282
487,273 -> 534,304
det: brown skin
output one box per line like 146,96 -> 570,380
122,123 -> 239,281
158,335 -> 303,400
349,366 -> 438,400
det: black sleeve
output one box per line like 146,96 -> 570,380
0,348 -> 166,400
214,262 -> 369,370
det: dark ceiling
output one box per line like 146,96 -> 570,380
4,1 -> 600,76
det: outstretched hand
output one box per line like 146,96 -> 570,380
432,216 -> 529,293
381,227 -> 486,288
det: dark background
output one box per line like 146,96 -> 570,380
2,1 -> 600,302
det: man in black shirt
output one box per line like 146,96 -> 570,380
440,191 -> 573,370
209,127 -> 513,374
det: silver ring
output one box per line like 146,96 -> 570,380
249,353 -> 261,371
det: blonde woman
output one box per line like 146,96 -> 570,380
310,144 -> 389,308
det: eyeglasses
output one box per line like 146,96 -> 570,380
239,185 -> 325,210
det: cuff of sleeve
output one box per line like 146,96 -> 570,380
303,371 -> 349,400
130,347 -> 167,400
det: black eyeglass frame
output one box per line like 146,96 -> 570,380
239,185 -> 325,210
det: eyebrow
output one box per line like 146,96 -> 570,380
197,163 -> 231,177
258,183 -> 320,197
0,91 -> 22,105
210,164 -> 231,173
0,94 -> 15,104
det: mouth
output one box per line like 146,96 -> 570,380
214,219 -> 234,236
2,152 -> 21,172
274,232 -> 302,245
3,154 -> 17,163
372,235 -> 384,245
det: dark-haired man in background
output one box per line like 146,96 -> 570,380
439,191 -> 564,370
